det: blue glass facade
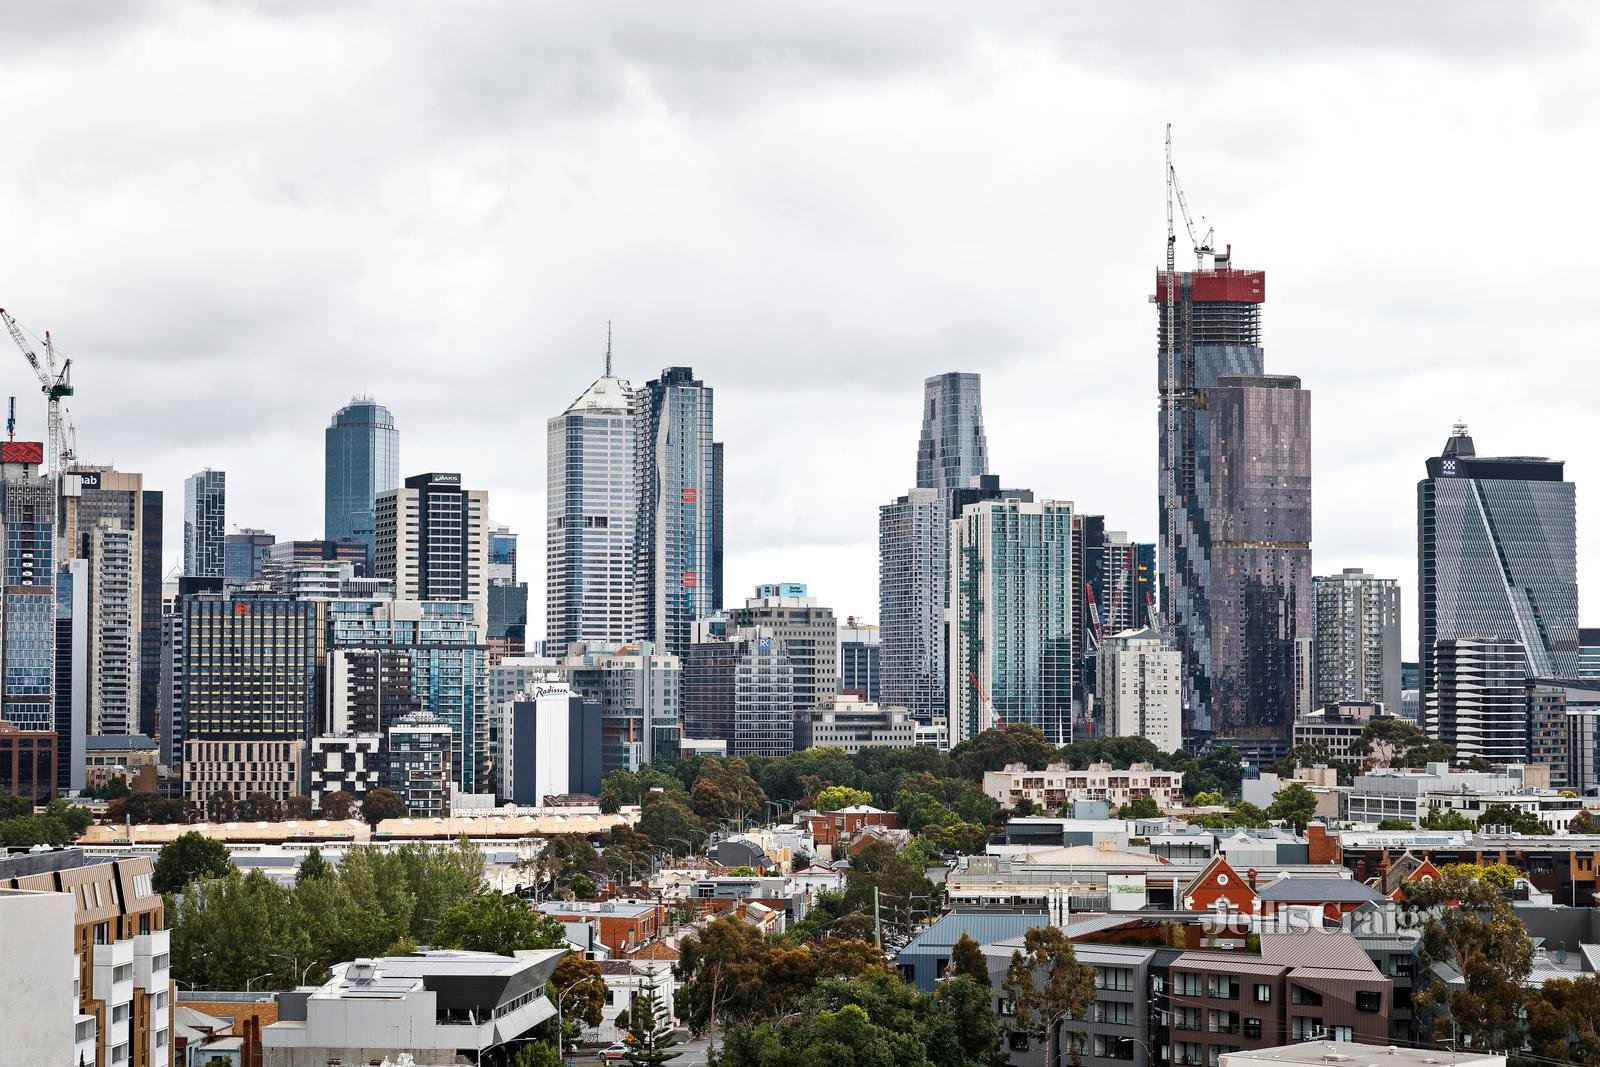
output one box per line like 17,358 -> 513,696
917,372 -> 988,491
0,461 -> 56,732
183,469 -> 227,578
325,399 -> 399,563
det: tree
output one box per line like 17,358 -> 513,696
0,791 -> 30,820
1266,782 -> 1319,831
675,916 -> 819,1034
1116,796 -> 1161,820
362,787 -> 408,827
690,758 -> 767,826
1376,818 -> 1414,831
598,767 -> 685,813
284,795 -> 314,819
296,847 -> 333,885
895,789 -> 958,832
814,785 -> 873,811
1570,809 -> 1600,834
569,873 -> 599,900
435,893 -> 567,956
154,831 -> 233,894
107,791 -> 187,825
1476,803 -> 1550,835
638,791 -> 707,854
622,969 -> 680,1065
1002,926 -> 1097,1067
319,791 -> 357,821
842,841 -> 938,923
949,931 -> 990,986
238,792 -> 283,822
1357,718 -> 1452,770
1525,973 -> 1600,1064
550,952 -> 607,1028
1191,790 -> 1224,806
949,724 -> 1055,779
1404,863 -> 1534,1051
205,790 -> 237,823
1421,805 -> 1475,831
511,1042 -> 563,1067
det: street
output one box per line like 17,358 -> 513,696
569,1037 -> 712,1065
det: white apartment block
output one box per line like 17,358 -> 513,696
982,761 -> 1186,811
1098,627 -> 1182,753
90,521 -> 140,737
375,473 -> 490,639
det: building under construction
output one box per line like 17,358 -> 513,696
1156,136 -> 1311,756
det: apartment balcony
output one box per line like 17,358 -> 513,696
133,929 -> 171,992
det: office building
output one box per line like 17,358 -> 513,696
1156,246 -> 1268,743
261,949 -> 563,1066
174,592 -> 324,803
727,584 -> 838,712
1432,638 -> 1529,765
308,733 -> 382,809
0,441 -> 57,734
88,521 -> 140,736
375,472 -> 490,640
916,371 -> 988,492
0,721 -> 56,802
683,627 -> 795,757
488,520 -> 517,582
1291,702 -> 1388,762
1313,568 -> 1401,712
498,680 -> 604,804
384,709 -> 453,816
326,647 -> 416,735
794,695 -> 915,753
1204,374 -> 1312,756
0,850 -> 171,1067
948,498 -> 1076,744
838,618 -> 881,702
1098,627 -> 1182,753
56,559 -> 88,792
324,397 -> 399,564
631,366 -> 723,655
328,598 -> 488,792
138,489 -> 163,737
223,528 -> 275,582
879,473 -> 1028,725
267,538 -> 370,572
487,579 -> 528,662
1419,424 -> 1579,730
1581,628 -> 1600,678
547,359 -> 636,651
182,469 -> 225,578
509,643 -> 680,777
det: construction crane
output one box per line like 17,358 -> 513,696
968,671 -> 1002,731
0,308 -> 75,475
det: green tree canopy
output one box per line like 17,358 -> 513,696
154,831 -> 233,894
1117,796 -> 1161,820
1266,782 -> 1319,831
638,791 -> 707,854
1002,926 -> 1097,1067
435,893 -> 567,956
1420,805 -> 1475,831
296,847 -> 333,885
949,931 -> 990,986
1476,803 -> 1550,835
814,785 -> 873,811
622,970 -> 681,1065
361,787 -> 408,827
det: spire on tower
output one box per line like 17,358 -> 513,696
605,320 -> 613,377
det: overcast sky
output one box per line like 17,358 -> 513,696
2,2 -> 1596,658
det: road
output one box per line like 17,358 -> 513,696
568,1037 -> 712,1065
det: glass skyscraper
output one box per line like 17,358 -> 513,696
325,398 -> 399,563
1418,425 -> 1578,732
632,367 -> 722,656
948,498 -> 1076,745
1312,568 -> 1401,712
917,372 -> 988,491
0,442 -> 57,732
183,469 -> 226,578
547,368 -> 635,650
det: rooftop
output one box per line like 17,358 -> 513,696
1219,1043 -> 1503,1067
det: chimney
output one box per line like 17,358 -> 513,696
1246,868 -> 1257,891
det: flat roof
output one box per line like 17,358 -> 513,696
1220,1042 -> 1503,1066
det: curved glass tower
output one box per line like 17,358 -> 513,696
325,398 -> 399,561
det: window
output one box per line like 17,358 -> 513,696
1008,1032 -> 1030,1052
1244,1018 -> 1262,1039
1097,967 -> 1134,992
1176,972 -> 1203,996
1356,991 -> 1382,1012
1331,1026 -> 1354,1041
1098,1001 -> 1133,1025
1254,984 -> 1272,1003
1290,985 -> 1323,1006
1206,976 -> 1239,1000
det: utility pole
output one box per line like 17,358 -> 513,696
873,886 -> 883,949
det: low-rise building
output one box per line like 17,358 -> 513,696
1347,761 -> 1579,829
982,761 -> 1185,811
261,949 -> 563,1066
538,900 -> 666,955
0,849 -> 170,1067
1290,702 -> 1388,761
85,734 -> 161,792
801,804 -> 901,854
1222,1043 -> 1502,1067
793,695 -> 916,753
0,721 -> 57,803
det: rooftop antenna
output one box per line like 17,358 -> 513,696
5,396 -> 12,442
605,320 -> 613,377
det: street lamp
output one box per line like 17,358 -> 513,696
268,952 -> 298,986
555,978 -> 597,1059
245,972 -> 272,993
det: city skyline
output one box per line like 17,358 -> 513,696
3,6 -> 1599,658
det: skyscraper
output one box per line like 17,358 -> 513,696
374,472 -> 490,635
1155,247 -> 1266,741
1099,627 -> 1182,753
727,584 -> 838,713
0,442 -> 55,734
1205,374 -> 1312,754
631,367 -> 722,655
548,361 -> 636,651
1312,568 -> 1401,712
917,372 -> 988,491
183,469 -> 226,578
138,488 -> 163,737
87,522 -> 138,737
325,398 -> 399,564
838,619 -> 882,702
1417,424 -> 1578,731
1432,638 -> 1529,765
948,498 -> 1076,745
224,528 -> 275,582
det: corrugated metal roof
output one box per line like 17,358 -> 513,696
899,910 -> 1049,952
1259,932 -> 1383,975
1256,878 -> 1387,903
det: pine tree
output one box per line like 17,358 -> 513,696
622,969 -> 680,1065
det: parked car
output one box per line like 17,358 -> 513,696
601,1043 -> 631,1061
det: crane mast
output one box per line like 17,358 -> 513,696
0,308 -> 77,477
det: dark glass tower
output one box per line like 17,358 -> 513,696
1418,425 -> 1578,732
182,469 -> 226,578
325,398 -> 399,564
1156,251 -> 1267,741
916,372 -> 988,491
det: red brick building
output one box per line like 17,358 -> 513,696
1180,855 -> 1257,912
804,805 -> 900,850
540,899 -> 667,954
0,723 -> 55,804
